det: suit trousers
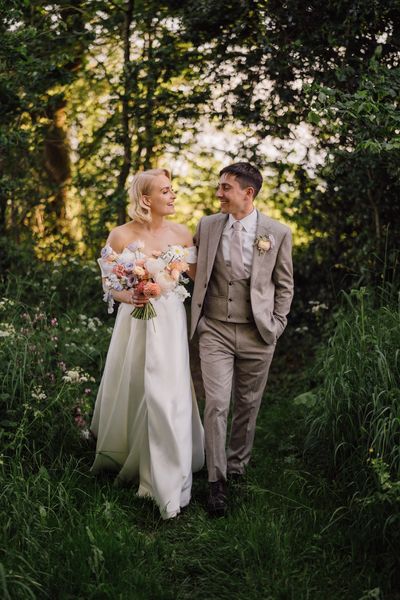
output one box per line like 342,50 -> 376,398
198,316 -> 275,482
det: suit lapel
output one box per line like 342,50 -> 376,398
206,214 -> 227,280
250,211 -> 273,284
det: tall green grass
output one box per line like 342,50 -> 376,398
304,287 -> 400,572
0,257 -> 397,598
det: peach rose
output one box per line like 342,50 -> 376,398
169,260 -> 189,273
258,239 -> 271,251
143,282 -> 161,298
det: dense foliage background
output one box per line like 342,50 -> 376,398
1,1 -> 399,598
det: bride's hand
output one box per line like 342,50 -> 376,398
133,289 -> 149,307
111,289 -> 136,305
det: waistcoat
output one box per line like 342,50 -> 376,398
203,241 -> 253,323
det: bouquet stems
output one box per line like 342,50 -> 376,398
131,301 -> 157,320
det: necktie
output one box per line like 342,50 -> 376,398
230,221 -> 246,279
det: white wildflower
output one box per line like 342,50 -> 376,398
0,323 -> 16,337
31,385 -> 47,401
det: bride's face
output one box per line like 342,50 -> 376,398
146,174 -> 176,217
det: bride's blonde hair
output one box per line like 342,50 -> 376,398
127,168 -> 170,223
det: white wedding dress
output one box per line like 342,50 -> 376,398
90,246 -> 204,519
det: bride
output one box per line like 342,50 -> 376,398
90,168 -> 204,519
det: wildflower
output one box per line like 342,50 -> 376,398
80,428 -> 91,440
50,318 -> 58,327
84,388 -> 92,395
0,323 -> 16,337
31,385 -> 47,401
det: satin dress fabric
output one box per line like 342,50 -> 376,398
90,247 -> 204,519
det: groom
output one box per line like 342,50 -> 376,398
191,162 -> 294,516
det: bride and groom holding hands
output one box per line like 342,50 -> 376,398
90,162 -> 294,519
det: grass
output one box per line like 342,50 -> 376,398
0,273 -> 398,599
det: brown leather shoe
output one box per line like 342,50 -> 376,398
207,480 -> 228,517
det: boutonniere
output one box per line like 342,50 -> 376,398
254,234 -> 275,255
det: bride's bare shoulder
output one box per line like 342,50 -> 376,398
169,222 -> 194,246
107,222 -> 138,253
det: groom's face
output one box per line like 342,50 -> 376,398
216,173 -> 252,217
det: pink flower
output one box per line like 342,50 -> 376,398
113,264 -> 127,278
143,282 -> 161,298
84,388 -> 92,395
152,250 -> 162,257
50,318 -> 58,327
135,259 -> 146,267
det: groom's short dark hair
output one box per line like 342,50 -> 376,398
220,162 -> 263,197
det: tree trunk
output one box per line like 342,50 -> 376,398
116,0 -> 135,226
43,99 -> 71,230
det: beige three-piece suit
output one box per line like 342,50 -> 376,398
191,210 -> 294,482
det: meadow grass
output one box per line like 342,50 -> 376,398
0,269 -> 398,599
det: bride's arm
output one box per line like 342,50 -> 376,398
178,225 -> 197,280
100,229 -> 135,306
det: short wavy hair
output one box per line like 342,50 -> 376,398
127,168 -> 170,223
219,162 -> 263,197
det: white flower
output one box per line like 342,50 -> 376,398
31,385 -> 47,401
0,298 -> 15,312
63,370 -> 81,383
62,368 -> 95,384
80,428 -> 90,440
174,285 -> 190,302
0,323 -> 16,337
169,245 -> 185,257
154,271 -> 176,293
145,258 -> 166,276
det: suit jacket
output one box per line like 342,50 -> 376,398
190,210 -> 294,344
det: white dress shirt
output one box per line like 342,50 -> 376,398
222,209 -> 258,277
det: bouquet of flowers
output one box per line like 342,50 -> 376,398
99,240 -> 190,319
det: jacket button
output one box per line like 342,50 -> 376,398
229,281 -> 233,286
204,283 -> 207,288
197,303 -> 201,308
227,315 -> 231,319
228,298 -> 232,302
